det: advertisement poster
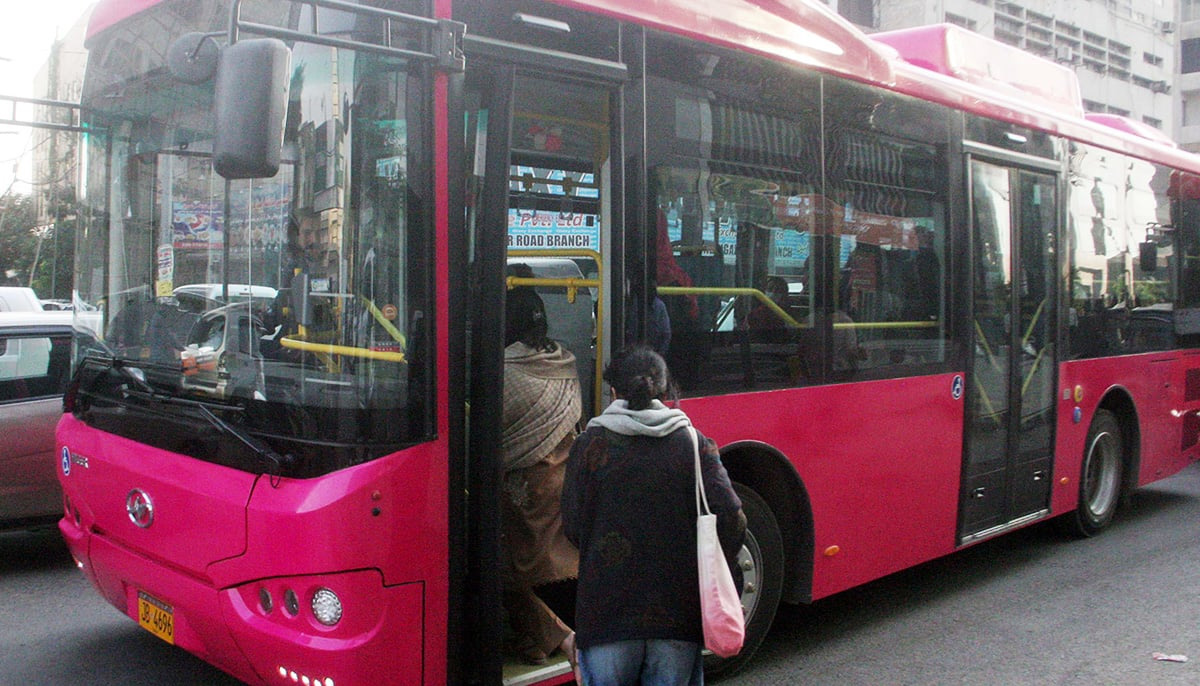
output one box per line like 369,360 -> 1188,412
507,208 -> 600,250
155,244 -> 174,296
226,184 -> 291,251
172,202 -> 223,249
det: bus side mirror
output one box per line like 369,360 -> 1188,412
1139,240 -> 1158,273
213,39 -> 291,179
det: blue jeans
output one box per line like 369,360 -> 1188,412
577,639 -> 703,686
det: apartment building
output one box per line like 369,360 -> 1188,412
1182,0 -> 1200,150
829,1 -> 1178,142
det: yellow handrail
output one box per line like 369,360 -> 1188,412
280,334 -> 407,363
657,285 -> 940,330
658,285 -> 798,328
506,276 -> 600,304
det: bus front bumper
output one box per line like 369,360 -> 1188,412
60,520 -> 425,686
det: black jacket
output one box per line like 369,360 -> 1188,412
562,425 -> 745,649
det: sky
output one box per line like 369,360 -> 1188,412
0,1 -> 97,193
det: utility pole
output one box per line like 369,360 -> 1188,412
46,36 -> 61,297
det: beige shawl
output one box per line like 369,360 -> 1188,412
502,342 -> 582,471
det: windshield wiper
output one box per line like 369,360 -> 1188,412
192,402 -> 294,478
116,382 -> 295,477
72,351 -> 159,398
71,351 -> 293,478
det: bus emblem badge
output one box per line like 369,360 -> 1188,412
951,375 -> 964,400
126,489 -> 155,528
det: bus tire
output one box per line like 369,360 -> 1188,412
705,482 -> 784,678
1058,409 -> 1124,538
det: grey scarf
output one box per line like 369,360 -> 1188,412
587,399 -> 691,438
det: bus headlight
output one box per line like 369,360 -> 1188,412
311,588 -> 343,626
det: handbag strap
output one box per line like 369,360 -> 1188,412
688,425 -> 713,517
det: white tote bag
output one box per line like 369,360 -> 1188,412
688,426 -> 745,658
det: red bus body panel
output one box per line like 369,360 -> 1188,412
556,0 -> 893,86
58,414 -> 448,686
57,416 -> 254,573
86,0 -> 162,41
1056,353 -> 1200,506
682,373 -> 965,600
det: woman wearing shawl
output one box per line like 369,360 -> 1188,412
563,346 -> 745,685
501,286 -> 582,667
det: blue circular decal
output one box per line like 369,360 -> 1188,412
1073,407 -> 1083,424
61,446 -> 71,476
951,375 -> 964,401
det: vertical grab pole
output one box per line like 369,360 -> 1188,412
465,63 -> 515,685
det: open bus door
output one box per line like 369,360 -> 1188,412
960,149 -> 1060,544
460,31 -> 627,686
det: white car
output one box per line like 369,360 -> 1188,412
0,286 -> 45,312
173,283 -> 278,309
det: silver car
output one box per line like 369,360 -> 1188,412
0,311 -> 74,530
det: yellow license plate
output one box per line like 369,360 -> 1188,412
137,591 -> 174,644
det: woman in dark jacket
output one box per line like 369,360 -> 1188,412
562,346 -> 745,685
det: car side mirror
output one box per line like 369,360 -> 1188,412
213,39 -> 291,179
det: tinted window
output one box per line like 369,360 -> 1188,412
0,332 -> 71,402
645,38 -> 821,394
643,37 -> 952,395
1183,38 -> 1200,74
1066,142 -> 1176,356
823,81 -> 952,382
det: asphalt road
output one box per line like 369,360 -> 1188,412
3,461 -> 1199,685
726,461 -> 1200,685
0,526 -> 242,686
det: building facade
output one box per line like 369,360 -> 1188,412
1181,0 -> 1200,151
32,7 -> 91,223
829,1 -> 1178,144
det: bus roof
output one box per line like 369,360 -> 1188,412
87,0 -> 161,42
553,0 -> 895,86
872,23 -> 1085,120
89,0 -> 1200,174
560,0 -> 1200,175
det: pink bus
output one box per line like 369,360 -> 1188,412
57,1 -> 1200,684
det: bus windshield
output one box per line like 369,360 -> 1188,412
73,0 -> 432,476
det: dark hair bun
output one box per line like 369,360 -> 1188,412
603,345 -> 670,410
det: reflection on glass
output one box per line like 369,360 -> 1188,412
74,2 -> 431,472
969,160 -> 1012,465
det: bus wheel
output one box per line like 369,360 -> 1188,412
705,482 -> 783,677
1059,409 -> 1124,538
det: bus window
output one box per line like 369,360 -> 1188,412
652,165 -> 816,392
645,36 -> 821,394
1068,143 -> 1178,356
823,82 -> 952,381
74,3 -> 434,473
646,36 -> 951,393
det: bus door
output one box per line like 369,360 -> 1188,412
961,154 -> 1059,543
460,37 -> 626,684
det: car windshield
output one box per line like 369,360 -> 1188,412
72,0 -> 432,474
